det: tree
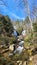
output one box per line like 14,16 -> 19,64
0,0 -> 7,6
31,0 -> 37,17
15,19 -> 23,35
0,21 -> 3,34
0,15 -> 14,36
4,16 -> 14,36
0,0 -> 8,13
15,0 -> 37,29
33,22 -> 37,32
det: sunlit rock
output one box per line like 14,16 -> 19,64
22,30 -> 26,36
19,41 -> 24,46
9,44 -> 14,51
14,46 -> 24,54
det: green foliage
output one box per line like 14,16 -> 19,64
24,33 -> 33,42
0,21 -> 3,28
0,36 -> 17,46
24,42 -> 30,49
7,61 -> 15,65
4,37 -> 9,45
17,26 -> 23,35
33,22 -> 37,32
0,15 -> 37,65
0,36 -> 10,46
11,50 -> 31,61
28,61 -> 33,65
10,36 -> 17,44
0,15 -> 14,36
15,20 -> 23,35
32,22 -> 37,44
18,50 -> 29,61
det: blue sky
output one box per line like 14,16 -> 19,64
0,0 -> 37,20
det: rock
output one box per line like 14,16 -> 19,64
14,46 -> 24,54
32,54 -> 37,65
17,39 -> 21,42
19,41 -> 24,46
29,56 -> 33,61
9,53 -> 13,57
9,44 -> 14,51
17,61 -> 22,65
23,61 -> 26,65
18,35 -> 23,40
22,30 -> 26,36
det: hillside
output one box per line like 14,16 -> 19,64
0,14 -> 37,65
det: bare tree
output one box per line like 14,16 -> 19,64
14,0 -> 37,29
0,0 -> 8,13
31,1 -> 37,17
0,0 -> 7,6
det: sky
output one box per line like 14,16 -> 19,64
0,0 -> 37,20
